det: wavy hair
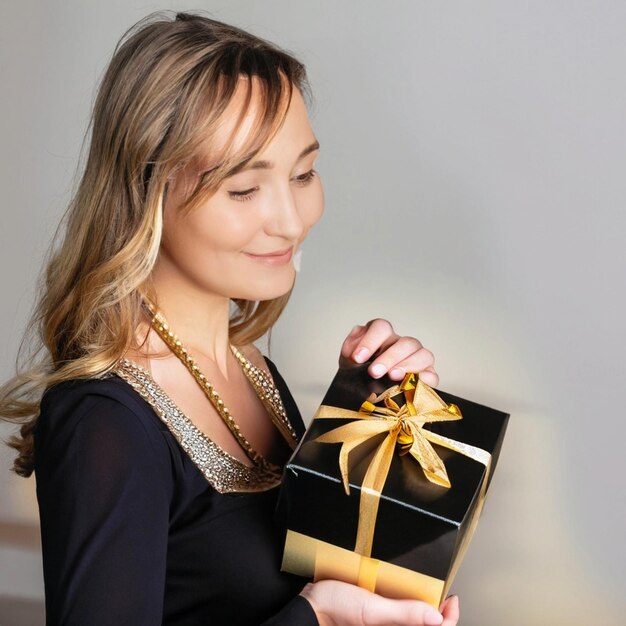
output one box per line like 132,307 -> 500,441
0,10 -> 313,477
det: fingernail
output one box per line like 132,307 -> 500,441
447,594 -> 459,608
370,363 -> 387,377
424,607 -> 444,626
353,347 -> 369,363
389,367 -> 405,379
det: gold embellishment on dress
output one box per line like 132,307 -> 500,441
112,358 -> 286,493
146,307 -> 299,465
230,344 -> 299,450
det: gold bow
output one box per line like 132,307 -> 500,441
313,372 -> 490,557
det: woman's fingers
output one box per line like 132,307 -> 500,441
361,594 -> 445,625
339,319 -> 398,367
368,338 -> 433,380
339,318 -> 439,386
339,324 -> 368,363
416,366 -> 439,388
440,595 -> 460,626
301,579 -> 459,626
350,319 -> 398,364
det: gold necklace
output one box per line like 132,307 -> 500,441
146,305 -> 298,468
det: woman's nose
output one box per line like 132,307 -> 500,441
265,186 -> 305,240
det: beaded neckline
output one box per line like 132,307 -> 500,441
147,308 -> 298,466
111,356 -> 294,493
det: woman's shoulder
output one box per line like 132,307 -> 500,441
238,344 -> 289,390
37,373 -> 166,451
238,343 -> 272,373
40,372 -> 152,420
35,373 -> 175,483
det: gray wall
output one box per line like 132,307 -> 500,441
1,2 -> 624,625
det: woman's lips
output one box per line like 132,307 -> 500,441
243,246 -> 294,266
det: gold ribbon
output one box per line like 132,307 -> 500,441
282,529 -> 446,606
313,372 -> 491,559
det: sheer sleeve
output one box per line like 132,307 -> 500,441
34,371 -> 319,626
35,386 -> 174,626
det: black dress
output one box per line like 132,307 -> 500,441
33,355 -> 319,626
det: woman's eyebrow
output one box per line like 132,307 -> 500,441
237,140 -> 320,173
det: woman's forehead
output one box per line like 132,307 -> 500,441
192,74 -> 292,172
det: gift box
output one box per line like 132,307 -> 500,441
276,361 -> 509,607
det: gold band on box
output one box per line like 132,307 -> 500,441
282,372 -> 492,605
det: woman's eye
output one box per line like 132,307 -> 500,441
294,169 -> 317,186
227,186 -> 258,202
227,169 -> 317,202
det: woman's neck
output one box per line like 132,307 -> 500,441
144,273 -> 233,379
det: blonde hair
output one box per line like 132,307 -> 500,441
0,10 -> 313,477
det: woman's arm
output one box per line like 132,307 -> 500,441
35,389 -> 174,626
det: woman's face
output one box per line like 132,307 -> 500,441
156,78 -> 324,303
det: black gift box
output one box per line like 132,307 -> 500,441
277,361 -> 509,606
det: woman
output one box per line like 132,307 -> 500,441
1,11 -> 459,626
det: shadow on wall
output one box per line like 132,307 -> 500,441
0,521 -> 44,626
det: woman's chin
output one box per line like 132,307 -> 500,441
237,271 -> 296,301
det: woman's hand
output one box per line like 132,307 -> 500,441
339,318 -> 439,388
300,580 -> 460,626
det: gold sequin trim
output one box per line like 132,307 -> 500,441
111,358 -> 286,494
